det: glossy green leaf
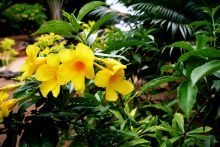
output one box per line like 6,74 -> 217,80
77,1 -> 105,21
191,60 -> 220,85
196,34 -> 213,50
87,13 -> 114,38
33,20 -> 75,37
140,76 -> 180,93
174,113 -> 184,133
109,109 -> 124,122
168,41 -> 194,52
187,126 -> 212,134
178,48 -> 220,63
177,81 -> 197,119
62,10 -> 80,32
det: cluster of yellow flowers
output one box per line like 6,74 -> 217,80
0,38 -> 15,50
20,40 -> 134,101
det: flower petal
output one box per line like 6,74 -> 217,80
40,80 -> 57,97
71,72 -> 85,92
52,84 -> 60,97
35,64 -> 55,81
57,63 -> 73,84
105,87 -> 118,101
112,79 -> 134,95
26,45 -> 40,59
58,49 -> 75,63
94,69 -> 112,87
75,43 -> 94,62
47,53 -> 60,67
85,62 -> 95,79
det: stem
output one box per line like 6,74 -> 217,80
211,15 -> 216,47
93,62 -> 105,70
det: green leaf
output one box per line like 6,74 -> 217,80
109,109 -> 124,122
178,48 -> 220,63
190,21 -> 212,28
173,113 -> 184,133
140,76 -> 180,93
177,81 -> 197,119
212,5 -> 220,17
160,65 -> 175,75
77,1 -> 105,21
187,127 -> 212,134
119,139 -> 150,147
62,10 -> 80,32
87,13 -> 114,38
33,20 -> 75,37
196,34 -> 213,50
168,41 -> 194,52
191,60 -> 220,85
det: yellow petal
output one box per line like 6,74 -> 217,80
58,49 -> 75,63
94,69 -> 112,88
40,80 -> 57,97
0,83 -> 23,92
5,99 -> 20,110
26,45 -> 40,58
52,84 -> 60,97
0,92 -> 9,102
57,63 -> 73,84
0,104 -> 10,117
71,72 -> 85,92
85,62 -> 95,79
105,87 -> 118,101
47,53 -> 60,67
111,79 -> 134,95
35,64 -> 56,81
75,43 -> 94,62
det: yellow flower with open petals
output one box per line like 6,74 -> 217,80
35,53 -> 63,97
58,43 -> 95,93
0,92 -> 20,122
20,45 -> 46,80
94,59 -> 134,101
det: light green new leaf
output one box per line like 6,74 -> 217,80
119,139 -> 150,147
177,81 -> 197,119
191,60 -> 220,85
109,109 -> 124,122
187,127 -> 212,134
174,113 -> 184,133
77,1 -> 105,21
140,76 -> 180,93
87,13 -> 114,38
178,48 -> 220,63
168,41 -> 195,52
33,20 -> 75,37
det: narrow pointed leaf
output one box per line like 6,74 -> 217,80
87,13 -> 114,38
177,81 -> 197,119
77,1 -> 105,21
174,113 -> 184,133
191,60 -> 220,85
140,76 -> 180,93
187,127 -> 212,134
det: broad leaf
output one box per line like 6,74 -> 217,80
168,41 -> 194,52
87,13 -> 114,38
196,34 -> 213,50
178,48 -> 220,63
33,20 -> 75,37
177,81 -> 197,119
62,10 -> 80,32
77,1 -> 105,21
190,21 -> 212,28
140,76 -> 180,93
191,60 -> 220,85
109,109 -> 124,122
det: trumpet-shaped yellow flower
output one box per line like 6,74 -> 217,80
58,43 -> 95,93
35,53 -> 63,97
0,92 -> 20,122
20,45 -> 46,80
94,59 -> 134,101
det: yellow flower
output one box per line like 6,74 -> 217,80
0,38 -> 15,50
20,45 -> 46,80
58,43 -> 95,93
0,92 -> 20,122
0,83 -> 23,92
35,53 -> 63,97
94,59 -> 134,101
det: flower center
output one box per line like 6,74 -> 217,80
110,73 -> 120,83
74,61 -> 85,71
